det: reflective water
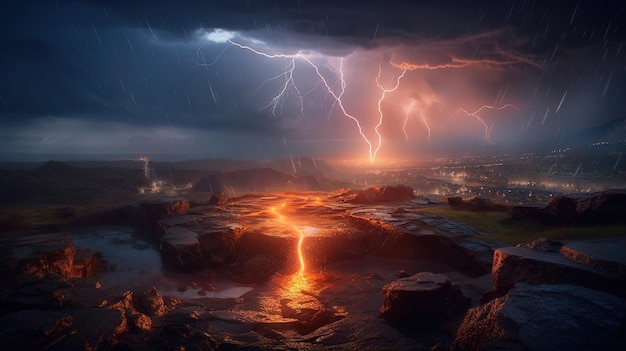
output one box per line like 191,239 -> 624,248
73,227 -> 252,298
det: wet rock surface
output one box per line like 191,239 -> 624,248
0,232 -> 76,280
512,189 -> 626,225
349,184 -> 415,203
452,283 -> 626,351
448,197 -> 508,212
380,272 -> 469,327
486,238 -> 626,300
146,190 -> 493,279
0,255 -> 469,350
159,226 -> 205,271
2,189 -> 625,350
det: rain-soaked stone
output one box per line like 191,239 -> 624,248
380,272 -> 469,328
485,238 -> 626,301
452,283 -> 626,351
134,287 -> 167,317
1,232 -> 75,280
160,226 -> 205,271
350,185 -> 415,204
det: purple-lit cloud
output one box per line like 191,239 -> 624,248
0,1 -> 624,161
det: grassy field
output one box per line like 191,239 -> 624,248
418,206 -> 626,244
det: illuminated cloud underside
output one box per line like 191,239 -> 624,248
0,1 -> 624,161
197,28 -> 527,162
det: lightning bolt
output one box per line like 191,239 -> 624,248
216,38 -> 401,163
420,110 -> 431,143
372,64 -> 406,161
403,100 -> 432,143
137,156 -> 151,180
453,104 -> 519,143
256,59 -> 304,117
402,101 -> 415,141
390,54 -> 525,145
200,30 -> 525,161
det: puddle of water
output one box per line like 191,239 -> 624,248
72,227 -> 252,299
72,227 -> 162,287
160,285 -> 254,299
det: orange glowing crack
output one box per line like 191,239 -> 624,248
294,224 -> 305,274
270,204 -> 306,274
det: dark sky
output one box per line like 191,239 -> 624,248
1,0 -> 625,162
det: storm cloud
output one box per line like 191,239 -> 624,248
1,0 -> 624,161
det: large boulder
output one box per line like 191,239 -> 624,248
485,238 -> 626,301
448,197 -> 508,212
235,230 -> 299,283
197,227 -> 239,267
118,198 -> 190,228
0,306 -> 129,350
350,185 -> 415,204
574,189 -> 626,224
512,190 -> 626,225
452,283 -> 626,351
160,226 -> 205,271
379,272 -> 469,328
69,248 -> 100,278
133,287 -> 166,317
1,277 -> 73,314
157,217 -> 240,268
1,233 -> 75,280
142,197 -> 190,221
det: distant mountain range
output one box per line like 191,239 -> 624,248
0,156 -> 338,177
566,117 -> 626,145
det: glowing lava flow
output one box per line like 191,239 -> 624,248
270,203 -> 306,274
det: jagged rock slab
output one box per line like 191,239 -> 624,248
512,189 -> 626,225
69,248 -> 99,278
487,240 -> 626,300
348,185 -> 415,204
160,226 -> 205,271
379,272 -> 469,327
0,306 -> 128,351
560,240 -> 626,278
0,233 -> 75,280
452,283 -> 626,351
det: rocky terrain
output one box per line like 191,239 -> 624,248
1,186 -> 625,350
